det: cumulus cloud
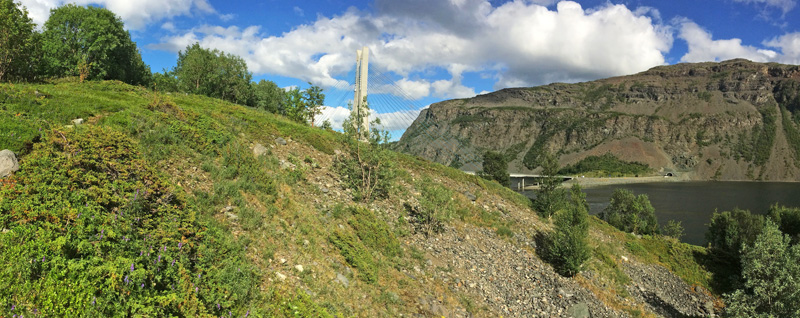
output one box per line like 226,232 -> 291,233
153,0 -> 672,98
764,32 -> 800,64
17,0 -> 222,29
314,106 -> 421,132
675,20 -> 800,63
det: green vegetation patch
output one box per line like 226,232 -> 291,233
559,153 -> 652,177
0,126 -> 259,316
329,229 -> 379,284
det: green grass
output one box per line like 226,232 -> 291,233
0,80 -> 725,317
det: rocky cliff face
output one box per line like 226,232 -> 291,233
397,59 -> 800,181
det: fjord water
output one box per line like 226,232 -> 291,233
518,181 -> 800,246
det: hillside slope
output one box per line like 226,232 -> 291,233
2,80 -> 720,317
397,59 -> 800,181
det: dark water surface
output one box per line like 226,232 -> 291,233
518,181 -> 800,246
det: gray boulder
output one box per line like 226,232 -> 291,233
0,150 -> 19,178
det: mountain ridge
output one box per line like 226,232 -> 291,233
397,59 -> 800,181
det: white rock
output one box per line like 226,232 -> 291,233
275,272 -> 287,281
0,150 -> 19,178
295,265 -> 304,272
72,118 -> 84,125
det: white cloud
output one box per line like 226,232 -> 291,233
153,0 -> 672,98
394,79 -> 431,100
314,106 -> 421,132
17,0 -> 223,30
732,0 -> 796,14
161,22 -> 177,32
678,20 -> 781,63
764,32 -> 800,64
293,6 -> 304,17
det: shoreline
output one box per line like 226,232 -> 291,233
563,175 -> 686,189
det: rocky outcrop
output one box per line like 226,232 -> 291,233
397,59 -> 800,181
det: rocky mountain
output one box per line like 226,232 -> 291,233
397,59 -> 800,181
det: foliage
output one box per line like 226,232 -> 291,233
41,4 -> 150,85
478,150 -> 509,187
346,205 -> 401,258
534,151 -> 567,218
767,204 -> 800,242
724,221 -> 800,318
334,98 -> 395,202
328,229 -> 378,284
411,178 -> 457,236
251,79 -> 285,113
303,83 -> 325,127
599,189 -> 658,235
151,69 -> 179,92
0,0 -> 39,82
546,184 -> 591,277
661,220 -> 685,240
706,208 -> 764,264
0,126 -> 258,316
284,87 -> 306,123
558,153 -> 652,177
174,43 -> 253,105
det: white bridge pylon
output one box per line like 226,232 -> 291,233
354,47 -> 370,141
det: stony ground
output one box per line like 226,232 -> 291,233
258,135 -> 720,317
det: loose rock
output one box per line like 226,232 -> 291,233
253,143 -> 267,157
275,272 -> 287,281
275,137 -> 287,145
0,150 -> 19,178
72,118 -> 84,125
336,273 -> 349,288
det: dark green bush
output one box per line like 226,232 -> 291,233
706,208 -> 764,263
768,204 -> 800,242
478,151 -> 509,187
599,189 -> 658,235
558,153 -> 651,177
546,185 -> 591,277
534,152 -> 567,218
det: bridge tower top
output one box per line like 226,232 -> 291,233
353,47 -> 370,141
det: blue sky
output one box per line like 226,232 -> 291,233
17,0 -> 800,135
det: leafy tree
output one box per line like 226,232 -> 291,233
303,83 -> 325,127
662,220 -> 685,240
768,204 -> 800,242
478,151 -> 509,187
599,189 -> 658,235
41,4 -> 150,85
251,79 -> 285,113
151,69 -> 179,92
724,221 -> 800,318
0,0 -> 39,82
547,184 -> 591,277
706,208 -> 764,263
534,151 -> 567,218
283,87 -> 306,123
174,43 -> 252,105
334,97 -> 395,202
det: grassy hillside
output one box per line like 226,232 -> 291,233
1,80 -> 720,317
